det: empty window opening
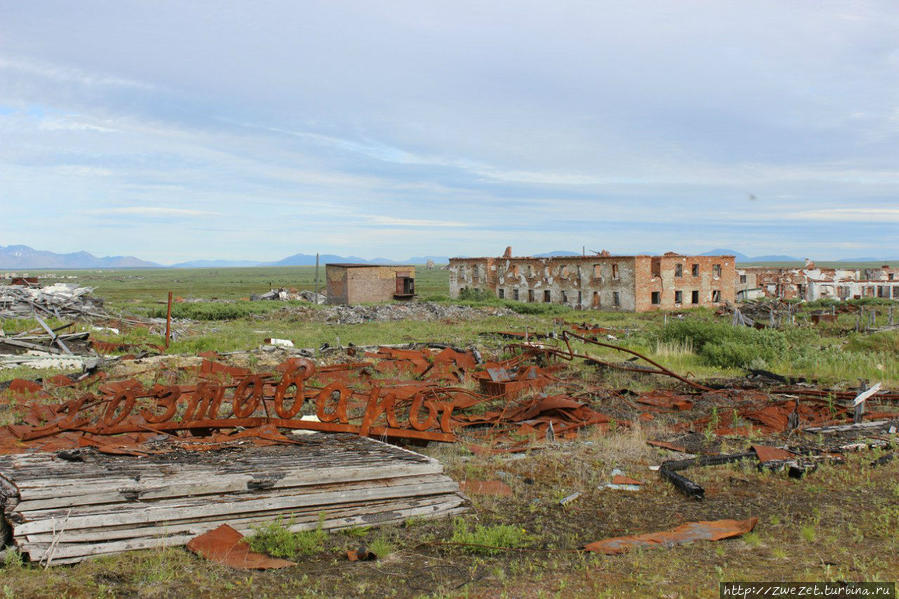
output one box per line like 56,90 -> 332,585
674,264 -> 683,277
612,264 -> 619,279
592,291 -> 600,308
713,264 -> 722,277
711,290 -> 721,302
561,291 -> 568,303
691,264 -> 699,276
544,289 -> 551,303
674,290 -> 683,304
513,288 -> 520,301
593,264 -> 601,278
613,291 -> 620,307
651,291 -> 660,305
528,289 -> 535,303
498,288 -> 505,299
577,291 -> 582,307
691,290 -> 699,304
739,275 -> 747,284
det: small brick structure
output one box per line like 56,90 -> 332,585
326,264 -> 416,305
449,249 -> 735,312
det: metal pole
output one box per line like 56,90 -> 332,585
165,291 -> 173,349
314,252 -> 320,299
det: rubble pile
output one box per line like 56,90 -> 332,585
322,301 -> 516,324
0,283 -> 106,320
250,288 -> 326,304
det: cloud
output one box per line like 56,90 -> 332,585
86,206 -> 220,217
0,56 -> 154,90
794,208 -> 899,222
367,216 -> 469,228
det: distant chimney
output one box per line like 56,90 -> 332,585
503,246 -> 512,258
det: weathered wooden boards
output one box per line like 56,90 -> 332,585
0,433 -> 467,564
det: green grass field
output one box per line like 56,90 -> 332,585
30,266 -> 451,303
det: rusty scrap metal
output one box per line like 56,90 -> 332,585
583,518 -> 758,554
187,524 -> 295,570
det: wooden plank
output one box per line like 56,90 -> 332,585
22,497 -> 467,562
34,315 -> 72,355
16,473 -> 453,520
12,460 -> 444,508
14,480 -> 460,535
22,495 -> 463,544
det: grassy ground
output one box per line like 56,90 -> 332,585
1,268 -> 898,598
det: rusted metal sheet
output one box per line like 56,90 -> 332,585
584,518 -> 758,554
187,524 -> 296,570
459,480 -> 513,497
751,445 -> 795,463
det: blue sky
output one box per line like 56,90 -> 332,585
1,1 -> 898,263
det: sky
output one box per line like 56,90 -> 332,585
1,1 -> 898,264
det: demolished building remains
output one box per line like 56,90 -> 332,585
449,248 -> 735,312
737,260 -> 899,302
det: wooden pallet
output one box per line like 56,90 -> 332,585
0,433 -> 466,564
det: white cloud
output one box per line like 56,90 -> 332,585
87,206 -> 220,217
0,56 -> 154,89
367,216 -> 469,228
794,208 -> 899,222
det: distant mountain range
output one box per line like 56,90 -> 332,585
0,245 -> 160,269
1,244 -> 895,270
0,245 -> 452,269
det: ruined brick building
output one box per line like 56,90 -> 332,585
449,249 -> 735,312
736,261 -> 899,302
326,264 -> 415,305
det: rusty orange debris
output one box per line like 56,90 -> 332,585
460,480 -> 514,497
186,524 -> 295,570
584,518 -> 758,554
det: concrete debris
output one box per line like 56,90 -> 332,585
250,288 -> 326,304
322,302 -> 515,324
0,283 -> 106,320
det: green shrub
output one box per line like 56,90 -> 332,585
245,516 -> 327,558
143,301 -> 287,321
368,536 -> 395,559
449,518 -> 531,555
659,319 -> 791,369
503,301 -> 570,315
458,288 -> 495,301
